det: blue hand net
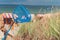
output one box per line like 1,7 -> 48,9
13,5 -> 31,23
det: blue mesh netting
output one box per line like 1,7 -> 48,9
13,5 -> 31,23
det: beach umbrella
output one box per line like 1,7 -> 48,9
2,5 -> 31,40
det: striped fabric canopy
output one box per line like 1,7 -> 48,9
2,13 -> 13,18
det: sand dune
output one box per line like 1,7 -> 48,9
0,13 -> 60,40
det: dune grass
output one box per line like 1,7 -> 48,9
15,13 -> 60,40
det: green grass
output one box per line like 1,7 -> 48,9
15,13 -> 60,40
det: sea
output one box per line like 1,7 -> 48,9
0,5 -> 60,14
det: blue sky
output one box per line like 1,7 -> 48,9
0,0 -> 60,5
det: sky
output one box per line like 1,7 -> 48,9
0,0 -> 60,5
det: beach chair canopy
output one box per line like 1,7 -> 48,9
2,13 -> 13,18
13,5 -> 31,23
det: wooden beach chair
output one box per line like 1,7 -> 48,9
0,13 -> 16,40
